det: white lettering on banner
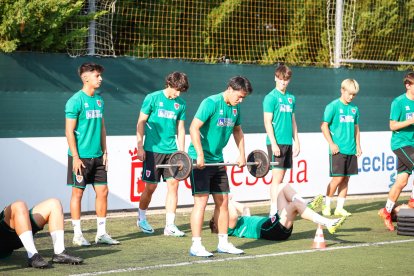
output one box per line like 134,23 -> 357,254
85,110 -> 102,119
158,109 -> 176,119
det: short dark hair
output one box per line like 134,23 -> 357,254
227,76 -> 253,95
404,72 -> 414,86
78,63 -> 104,77
165,72 -> 189,92
275,64 -> 292,80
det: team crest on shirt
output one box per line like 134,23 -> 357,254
174,103 -> 180,110
84,103 -> 89,108
288,97 -> 293,104
351,108 -> 356,114
97,100 -> 101,107
271,216 -> 276,223
146,170 -> 151,178
406,106 -> 410,111
76,175 -> 83,183
233,109 -> 237,116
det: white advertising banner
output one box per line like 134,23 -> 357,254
0,132 -> 411,213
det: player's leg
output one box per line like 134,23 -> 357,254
334,176 -> 352,216
164,177 -> 185,237
190,194 -> 212,256
322,176 -> 343,216
32,199 -> 83,264
270,169 -> 286,216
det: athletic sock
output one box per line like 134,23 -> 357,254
385,199 -> 395,213
138,208 -> 147,221
269,203 -> 278,217
19,231 -> 38,258
336,197 -> 346,210
324,196 -> 332,207
311,213 -> 331,227
97,217 -> 107,236
192,237 -> 202,247
51,230 -> 65,254
166,213 -> 175,226
72,219 -> 82,236
218,233 -> 228,247
291,194 -> 306,203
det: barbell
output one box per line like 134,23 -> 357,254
156,150 -> 279,181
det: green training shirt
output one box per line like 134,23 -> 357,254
263,88 -> 296,145
390,93 -> 414,150
323,98 -> 359,155
228,216 -> 268,239
141,90 -> 186,154
65,90 -> 104,158
188,92 -> 241,163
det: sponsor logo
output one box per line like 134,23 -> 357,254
217,118 -> 235,127
406,106 -> 410,111
220,109 -> 224,115
84,103 -> 89,108
86,110 -> 103,119
406,112 -> 414,120
279,104 -> 292,112
158,109 -> 176,119
339,115 -> 354,123
159,102 -> 164,107
340,109 -> 343,114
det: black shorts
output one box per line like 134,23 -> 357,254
260,213 -> 293,241
267,144 -> 292,169
0,208 -> 43,258
189,165 -> 229,195
394,146 -> 414,175
329,153 -> 358,177
67,155 -> 107,189
142,151 -> 174,183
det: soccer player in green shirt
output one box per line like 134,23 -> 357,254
379,72 -> 414,231
187,76 -> 252,257
136,72 -> 189,237
263,64 -> 301,218
209,184 -> 346,241
321,79 -> 362,218
65,63 -> 119,246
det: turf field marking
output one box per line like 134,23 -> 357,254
70,238 -> 414,276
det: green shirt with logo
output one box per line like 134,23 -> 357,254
228,216 -> 268,239
323,98 -> 359,155
141,90 -> 186,154
65,90 -> 104,158
390,93 -> 414,150
188,93 -> 241,163
263,88 -> 296,145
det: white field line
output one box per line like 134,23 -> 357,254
70,238 -> 414,276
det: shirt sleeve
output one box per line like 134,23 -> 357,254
195,98 -> 215,122
140,94 -> 153,115
65,97 -> 81,119
263,94 -> 276,113
323,102 -> 334,124
389,99 -> 401,121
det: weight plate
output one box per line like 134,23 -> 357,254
247,150 -> 270,178
168,151 -> 192,181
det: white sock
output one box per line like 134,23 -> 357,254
192,237 -> 202,247
385,199 -> 395,213
269,203 -> 278,217
138,208 -> 147,221
166,213 -> 175,226
19,231 -> 38,258
336,197 -> 346,210
324,196 -> 332,207
51,230 -> 65,254
218,233 -> 228,247
312,213 -> 331,227
291,194 -> 306,203
72,219 -> 82,236
97,217 -> 107,236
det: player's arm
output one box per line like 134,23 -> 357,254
189,118 -> 205,168
292,113 -> 300,157
176,120 -> 185,151
101,118 -> 108,170
389,118 -> 414,131
321,122 -> 339,154
264,112 -> 280,156
65,118 -> 85,174
233,125 -> 246,167
136,112 -> 149,161
355,124 -> 362,157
